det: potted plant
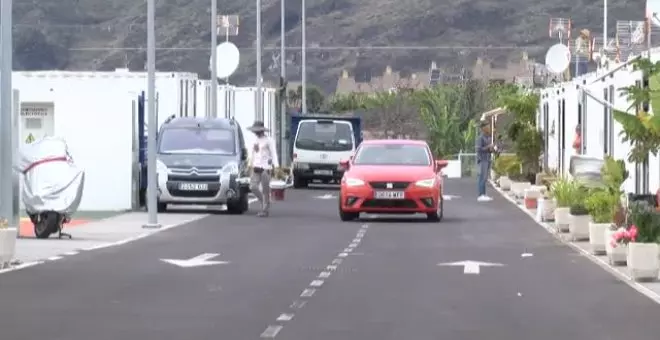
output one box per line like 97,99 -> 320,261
0,218 -> 17,269
585,189 -> 618,255
540,188 -> 556,222
607,226 -> 634,265
625,202 -> 660,281
568,187 -> 591,241
551,178 -> 577,232
500,89 -> 542,185
495,155 -> 518,190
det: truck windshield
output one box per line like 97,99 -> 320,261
295,121 -> 354,151
158,127 -> 236,155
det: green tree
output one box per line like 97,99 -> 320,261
613,58 -> 660,163
288,85 -> 325,113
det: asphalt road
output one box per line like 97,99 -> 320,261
1,179 -> 660,340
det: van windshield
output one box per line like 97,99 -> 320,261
158,127 -> 236,155
295,121 -> 353,151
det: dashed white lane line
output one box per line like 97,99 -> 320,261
260,223 -> 370,338
300,289 -> 316,297
289,300 -> 307,309
47,256 -> 63,261
260,325 -> 283,338
276,313 -> 294,321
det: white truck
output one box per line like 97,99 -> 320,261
290,115 -> 362,188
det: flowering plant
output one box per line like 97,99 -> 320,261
610,225 -> 638,248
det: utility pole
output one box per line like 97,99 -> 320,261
0,0 -> 16,227
210,0 -> 218,117
301,0 -> 307,114
280,0 -> 288,165
143,0 -> 160,229
256,0 -> 263,121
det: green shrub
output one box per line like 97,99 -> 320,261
584,189 -> 618,223
494,154 -> 518,176
551,177 -> 579,207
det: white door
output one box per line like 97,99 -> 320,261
20,103 -> 54,145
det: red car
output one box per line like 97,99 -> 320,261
338,139 -> 448,222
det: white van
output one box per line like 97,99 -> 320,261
291,119 -> 357,188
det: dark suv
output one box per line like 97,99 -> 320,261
155,116 -> 249,214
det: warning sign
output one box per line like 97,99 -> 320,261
25,133 -> 35,144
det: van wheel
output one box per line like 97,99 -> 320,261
227,193 -> 249,214
157,202 -> 167,213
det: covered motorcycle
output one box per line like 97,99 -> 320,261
18,136 -> 85,239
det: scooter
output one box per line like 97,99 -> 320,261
28,211 -> 72,239
19,136 -> 85,239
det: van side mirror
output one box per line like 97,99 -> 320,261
435,160 -> 448,172
241,148 -> 248,161
339,159 -> 350,170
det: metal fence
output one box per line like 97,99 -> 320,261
453,152 -> 516,178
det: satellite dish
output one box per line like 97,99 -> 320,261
210,42 -> 240,78
647,0 -> 660,26
545,43 -> 571,74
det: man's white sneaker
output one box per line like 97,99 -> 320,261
477,195 -> 493,202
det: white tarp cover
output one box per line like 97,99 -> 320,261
18,136 -> 85,214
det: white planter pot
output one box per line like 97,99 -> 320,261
605,229 -> 628,265
512,182 -> 531,199
0,228 -> 18,269
627,243 -> 659,281
524,187 -> 541,199
569,214 -> 591,241
588,222 -> 611,255
542,198 -> 555,221
499,176 -> 511,190
554,207 -> 570,232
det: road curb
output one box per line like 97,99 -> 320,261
489,180 -> 660,305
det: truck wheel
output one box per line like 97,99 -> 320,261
227,193 -> 249,214
293,176 -> 308,188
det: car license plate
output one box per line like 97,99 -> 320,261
314,170 -> 333,175
374,191 -> 405,199
178,183 -> 209,191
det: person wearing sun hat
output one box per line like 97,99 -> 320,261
247,121 -> 279,217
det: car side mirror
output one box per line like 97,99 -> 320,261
349,155 -> 354,161
435,160 -> 448,172
339,159 -> 350,170
241,148 -> 248,161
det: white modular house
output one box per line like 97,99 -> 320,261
194,82 -> 278,153
538,52 -> 660,196
12,69 -> 198,211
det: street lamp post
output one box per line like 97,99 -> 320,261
301,0 -> 307,114
0,0 -> 15,227
210,0 -> 218,118
143,0 -> 160,229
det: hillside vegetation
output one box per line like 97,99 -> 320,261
14,0 -> 643,92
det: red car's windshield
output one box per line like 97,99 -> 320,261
353,144 -> 431,166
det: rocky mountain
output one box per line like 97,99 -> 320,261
14,0 -> 644,93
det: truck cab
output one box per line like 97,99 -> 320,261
291,117 -> 360,188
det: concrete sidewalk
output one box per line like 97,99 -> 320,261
491,181 -> 660,301
12,212 -> 208,265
